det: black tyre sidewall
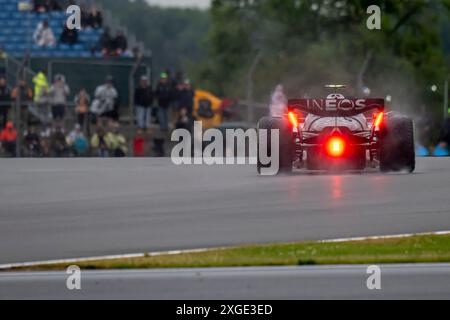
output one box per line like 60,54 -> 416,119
257,116 -> 293,174
380,114 -> 415,173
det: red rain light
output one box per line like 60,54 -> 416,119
374,112 -> 384,129
288,112 -> 299,128
326,137 -> 346,158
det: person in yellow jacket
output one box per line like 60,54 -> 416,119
32,71 -> 49,103
104,122 -> 128,157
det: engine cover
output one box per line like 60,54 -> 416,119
304,114 -> 368,132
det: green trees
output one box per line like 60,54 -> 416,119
95,0 -> 210,72
194,0 -> 449,121
99,0 -> 449,131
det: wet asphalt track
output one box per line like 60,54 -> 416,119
1,264 -> 450,300
0,158 -> 450,265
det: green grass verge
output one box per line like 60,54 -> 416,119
10,234 -> 450,271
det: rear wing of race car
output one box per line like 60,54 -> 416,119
288,99 -> 384,117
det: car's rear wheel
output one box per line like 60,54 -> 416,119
380,113 -> 415,173
257,116 -> 293,175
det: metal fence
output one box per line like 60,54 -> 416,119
1,54 -> 151,154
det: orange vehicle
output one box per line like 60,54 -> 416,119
193,90 -> 222,129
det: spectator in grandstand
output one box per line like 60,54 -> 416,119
166,69 -> 182,120
33,0 -> 44,11
67,124 -> 89,156
178,79 -> 195,119
111,30 -> 128,57
32,72 -> 50,122
105,122 -> 128,157
133,129 -> 146,157
174,71 -> 184,87
11,79 -> 33,126
24,126 -> 41,157
134,76 -> 153,130
270,84 -> 288,117
49,74 -> 70,123
97,27 -> 113,56
74,88 -> 91,129
50,126 -> 67,157
175,107 -> 192,132
86,6 -> 103,29
11,79 -> 33,105
33,0 -> 61,13
155,73 -> 172,132
0,77 -> 12,128
132,47 -> 142,59
32,71 -> 50,104
0,44 -> 8,73
170,71 -> 183,114
0,47 -> 7,59
66,123 -> 81,145
39,124 -> 52,157
60,24 -> 79,45
80,4 -> 90,28
152,137 -> 165,157
90,76 -> 118,123
163,69 -> 174,87
91,125 -> 109,157
0,121 -> 17,157
33,20 -> 56,47
111,78 -> 121,122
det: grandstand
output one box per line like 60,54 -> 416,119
0,0 -> 151,114
0,0 -> 155,158
0,0 -> 105,58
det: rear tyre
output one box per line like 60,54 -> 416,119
257,116 -> 293,175
380,113 -> 415,173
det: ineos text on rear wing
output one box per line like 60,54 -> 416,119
288,99 -> 384,117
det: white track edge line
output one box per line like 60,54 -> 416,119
0,248 -> 216,270
1,230 -> 449,270
319,230 -> 450,243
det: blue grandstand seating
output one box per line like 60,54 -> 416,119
0,0 -> 102,58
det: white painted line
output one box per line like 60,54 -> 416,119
319,230 -> 450,243
0,248 -> 217,270
1,230 -> 448,270
0,253 -> 145,270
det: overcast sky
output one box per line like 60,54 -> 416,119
146,0 -> 211,9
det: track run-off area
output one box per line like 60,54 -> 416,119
0,158 -> 450,265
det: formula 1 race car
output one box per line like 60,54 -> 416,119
257,85 -> 415,174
